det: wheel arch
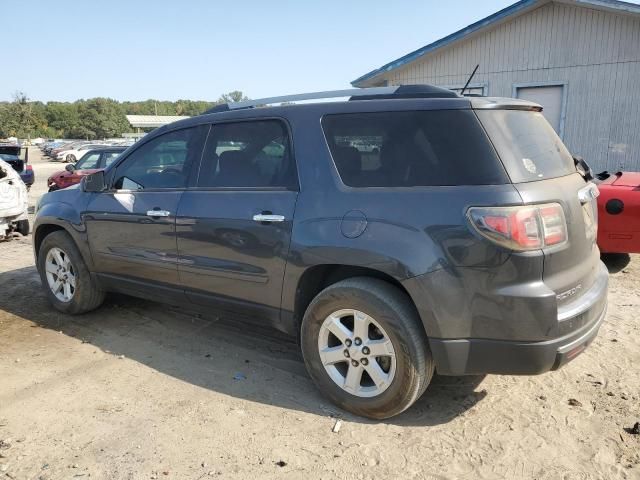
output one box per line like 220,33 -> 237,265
33,223 -> 66,259
289,264 -> 424,341
33,218 -> 95,272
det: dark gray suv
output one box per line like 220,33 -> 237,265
34,85 -> 608,419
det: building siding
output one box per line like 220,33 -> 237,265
365,2 -> 640,171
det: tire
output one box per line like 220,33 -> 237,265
16,219 -> 29,236
65,154 -> 76,163
37,230 -> 105,314
300,277 -> 434,419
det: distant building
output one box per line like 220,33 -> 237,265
352,0 -> 640,172
125,115 -> 190,131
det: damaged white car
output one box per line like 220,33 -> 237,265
0,158 -> 29,239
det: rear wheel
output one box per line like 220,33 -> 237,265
37,231 -> 105,314
301,277 -> 434,419
65,154 -> 76,163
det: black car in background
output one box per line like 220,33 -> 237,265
0,144 -> 34,189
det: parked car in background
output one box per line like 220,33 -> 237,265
0,158 -> 29,238
0,144 -> 35,190
49,141 -> 91,159
48,147 -> 127,191
595,171 -> 640,254
42,141 -> 67,155
55,143 -> 110,162
33,86 -> 608,419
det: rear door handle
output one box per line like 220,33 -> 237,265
253,214 -> 285,222
147,209 -> 171,217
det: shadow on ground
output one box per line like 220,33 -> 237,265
601,253 -> 631,273
0,264 -> 486,427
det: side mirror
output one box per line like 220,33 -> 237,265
65,164 -> 76,173
83,171 -> 107,192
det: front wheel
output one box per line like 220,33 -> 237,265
37,230 -> 105,314
301,277 -> 434,419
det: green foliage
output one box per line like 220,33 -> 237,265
0,91 -> 249,139
219,91 -> 249,104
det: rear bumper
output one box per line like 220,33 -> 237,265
430,303 -> 606,375
428,262 -> 609,375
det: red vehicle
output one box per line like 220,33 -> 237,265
47,147 -> 125,191
595,171 -> 640,254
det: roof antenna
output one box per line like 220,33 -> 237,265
460,64 -> 479,97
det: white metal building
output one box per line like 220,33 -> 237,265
125,115 -> 190,130
352,0 -> 640,172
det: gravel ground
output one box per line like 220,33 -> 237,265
0,149 -> 638,480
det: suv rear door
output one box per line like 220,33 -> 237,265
176,119 -> 298,325
84,126 -> 208,296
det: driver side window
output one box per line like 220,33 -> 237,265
113,126 -> 205,190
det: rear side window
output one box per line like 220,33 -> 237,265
476,110 -> 575,183
197,120 -> 296,188
322,110 -> 507,187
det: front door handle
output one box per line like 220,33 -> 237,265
147,209 -> 171,217
253,214 -> 285,222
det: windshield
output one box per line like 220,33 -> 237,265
476,110 -> 575,183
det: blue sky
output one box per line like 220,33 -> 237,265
2,0 -> 634,103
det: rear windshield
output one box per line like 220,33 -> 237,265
477,110 -> 575,183
322,110 -> 508,187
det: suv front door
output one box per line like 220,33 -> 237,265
176,119 -> 298,325
84,126 -> 208,297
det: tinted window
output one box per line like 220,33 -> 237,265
102,151 -> 122,167
113,127 -> 205,190
197,120 -> 295,188
322,110 -> 507,187
76,152 -> 101,169
476,110 -> 575,183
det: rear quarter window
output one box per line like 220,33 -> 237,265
476,110 -> 575,183
321,110 -> 508,187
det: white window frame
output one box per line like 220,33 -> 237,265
512,81 -> 568,139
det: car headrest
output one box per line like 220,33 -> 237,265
333,146 -> 361,175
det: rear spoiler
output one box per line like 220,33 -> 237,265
470,97 -> 542,112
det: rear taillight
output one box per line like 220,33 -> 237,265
468,203 -> 567,251
26,165 -> 33,171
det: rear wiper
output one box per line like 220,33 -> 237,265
573,156 -> 593,181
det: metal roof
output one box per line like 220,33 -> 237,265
125,115 -> 190,128
351,0 -> 640,87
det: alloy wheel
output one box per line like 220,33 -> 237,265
44,247 -> 76,302
317,309 -> 396,397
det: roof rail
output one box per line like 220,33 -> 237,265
203,85 -> 459,114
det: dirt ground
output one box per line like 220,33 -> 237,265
0,150 -> 639,480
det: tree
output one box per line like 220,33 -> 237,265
77,98 -> 130,139
218,91 -> 249,104
0,90 -> 250,139
0,92 -> 47,138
